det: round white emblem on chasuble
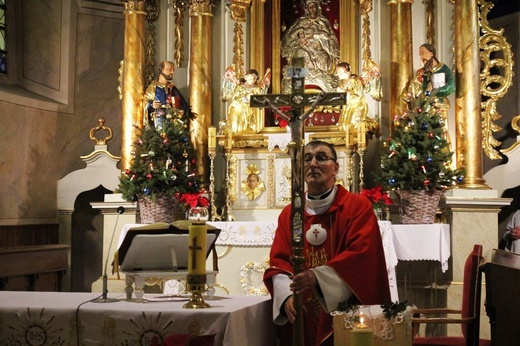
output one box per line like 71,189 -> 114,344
306,224 -> 327,246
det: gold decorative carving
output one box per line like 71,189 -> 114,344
512,115 -> 520,134
240,164 -> 266,201
123,0 -> 147,14
229,0 -> 252,79
189,0 -> 213,16
425,0 -> 435,45
89,118 -> 113,145
240,260 -> 269,296
172,1 -> 188,68
145,0 -> 159,87
267,155 -> 276,208
118,60 -> 124,100
479,0 -> 514,160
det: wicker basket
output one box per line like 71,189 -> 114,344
395,190 -> 442,224
138,195 -> 185,224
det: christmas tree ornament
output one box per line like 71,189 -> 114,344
425,90 -> 431,96
426,157 -> 433,164
439,172 -> 445,178
147,173 -> 153,179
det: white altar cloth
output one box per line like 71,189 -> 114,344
390,223 -> 451,272
0,291 -> 275,345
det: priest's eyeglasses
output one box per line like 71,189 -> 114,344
304,153 -> 336,165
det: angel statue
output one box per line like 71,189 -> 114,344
280,0 -> 340,93
240,164 -> 266,201
220,65 -> 271,135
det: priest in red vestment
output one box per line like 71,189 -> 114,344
263,140 -> 391,346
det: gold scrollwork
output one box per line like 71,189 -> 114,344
239,259 -> 269,296
479,0 -> 514,159
512,115 -> 520,134
172,0 -> 188,68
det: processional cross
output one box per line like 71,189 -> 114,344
250,58 -> 346,345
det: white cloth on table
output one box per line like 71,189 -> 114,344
390,223 -> 451,272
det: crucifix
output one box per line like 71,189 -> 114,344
189,236 -> 203,271
251,57 -> 346,345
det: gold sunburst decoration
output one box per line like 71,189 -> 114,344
479,0 -> 514,160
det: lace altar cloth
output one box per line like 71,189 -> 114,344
331,305 -> 414,345
265,133 -> 312,151
208,221 -> 276,247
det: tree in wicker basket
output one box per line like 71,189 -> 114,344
378,90 -> 464,223
116,118 -> 204,223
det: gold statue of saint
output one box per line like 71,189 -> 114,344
221,65 -> 271,135
240,164 -> 266,201
280,0 -> 339,93
335,62 -> 379,133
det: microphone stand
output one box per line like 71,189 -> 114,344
91,206 -> 125,303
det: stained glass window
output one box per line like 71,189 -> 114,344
0,0 -> 6,74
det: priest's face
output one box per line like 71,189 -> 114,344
304,143 -> 339,195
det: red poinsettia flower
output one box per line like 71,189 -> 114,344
180,192 -> 209,208
361,186 -> 394,209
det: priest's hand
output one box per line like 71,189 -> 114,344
290,270 -> 317,295
283,295 -> 297,324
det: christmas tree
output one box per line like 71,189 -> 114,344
379,91 -> 463,191
117,117 -> 202,203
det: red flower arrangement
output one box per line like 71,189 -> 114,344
180,192 -> 209,209
360,186 -> 394,210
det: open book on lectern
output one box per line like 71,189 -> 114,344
113,220 -> 220,273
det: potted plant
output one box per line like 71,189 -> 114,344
378,91 -> 463,223
116,118 -> 203,223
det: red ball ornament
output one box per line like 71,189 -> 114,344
191,159 -> 197,164
429,132 -> 434,138
124,169 -> 131,175
424,179 -> 430,186
417,108 -> 422,113
147,173 -> 153,179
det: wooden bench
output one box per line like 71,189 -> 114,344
0,244 -> 69,291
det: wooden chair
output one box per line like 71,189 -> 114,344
412,244 -> 490,346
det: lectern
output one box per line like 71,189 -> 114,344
481,249 -> 520,345
114,221 -> 220,300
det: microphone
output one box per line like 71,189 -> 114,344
91,206 -> 125,303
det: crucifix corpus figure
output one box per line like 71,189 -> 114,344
258,58 -> 391,345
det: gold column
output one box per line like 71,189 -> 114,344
250,0 -> 265,73
121,0 -> 146,171
189,1 -> 213,180
341,0 -> 360,73
388,0 -> 414,125
454,0 -> 489,188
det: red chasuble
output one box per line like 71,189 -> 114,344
263,185 -> 391,346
